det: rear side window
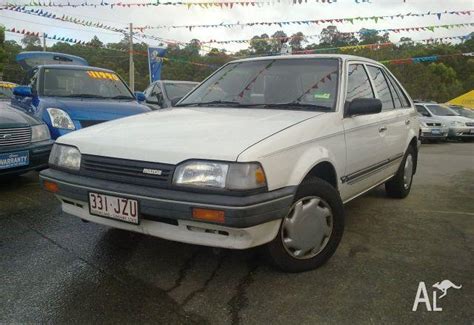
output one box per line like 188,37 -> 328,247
367,66 -> 394,111
346,64 -> 374,102
386,73 -> 411,108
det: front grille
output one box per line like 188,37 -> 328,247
466,122 -> 474,127
0,127 -> 31,147
426,123 -> 442,127
80,120 -> 105,128
81,155 -> 175,187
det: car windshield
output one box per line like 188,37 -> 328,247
451,107 -> 474,118
0,83 -> 15,99
163,82 -> 197,101
178,58 -> 339,111
41,68 -> 134,99
426,104 -> 457,116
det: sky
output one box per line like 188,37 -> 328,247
1,0 -> 473,53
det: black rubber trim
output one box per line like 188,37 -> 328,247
39,168 -> 296,228
341,153 -> 403,184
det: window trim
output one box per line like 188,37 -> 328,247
345,62 -> 376,103
365,64 -> 396,111
383,68 -> 412,108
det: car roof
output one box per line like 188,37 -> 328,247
40,65 -> 115,73
229,54 -> 381,65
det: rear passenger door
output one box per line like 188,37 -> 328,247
342,63 -> 387,200
366,65 -> 406,165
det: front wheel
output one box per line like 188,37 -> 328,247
385,145 -> 416,198
264,178 -> 344,273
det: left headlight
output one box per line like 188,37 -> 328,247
173,160 -> 267,190
47,108 -> 75,130
49,144 -> 81,171
31,124 -> 50,142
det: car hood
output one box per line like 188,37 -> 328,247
43,97 -> 150,121
0,102 -> 42,128
58,107 -> 322,163
431,115 -> 470,123
418,116 -> 446,124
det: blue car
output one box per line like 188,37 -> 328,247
11,51 -> 150,139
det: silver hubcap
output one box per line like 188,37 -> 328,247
403,154 -> 413,190
281,196 -> 333,259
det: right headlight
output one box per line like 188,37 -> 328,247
419,121 -> 427,127
49,144 -> 81,171
47,108 -> 75,130
173,160 -> 267,190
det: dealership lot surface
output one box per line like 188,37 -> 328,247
1,142 -> 473,324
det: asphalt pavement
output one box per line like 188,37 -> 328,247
1,142 -> 473,324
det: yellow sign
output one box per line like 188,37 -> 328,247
0,82 -> 17,88
86,71 -> 119,81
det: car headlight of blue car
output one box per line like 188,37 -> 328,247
49,144 -> 81,171
47,108 -> 75,130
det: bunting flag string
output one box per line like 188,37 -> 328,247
292,35 -> 472,54
380,52 -> 474,65
2,0 -> 348,10
132,9 -> 473,31
202,22 -> 474,44
4,28 -> 219,67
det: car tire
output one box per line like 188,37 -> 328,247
385,145 -> 416,199
264,178 -> 344,273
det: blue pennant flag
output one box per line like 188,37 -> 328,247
147,47 -> 166,83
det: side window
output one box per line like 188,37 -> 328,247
386,73 -> 410,108
346,64 -> 374,102
367,66 -> 394,111
143,84 -> 154,97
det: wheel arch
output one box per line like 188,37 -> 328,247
300,160 -> 339,190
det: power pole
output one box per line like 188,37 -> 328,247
42,33 -> 47,51
129,23 -> 135,92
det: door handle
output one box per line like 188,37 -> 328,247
405,119 -> 411,125
379,126 -> 387,132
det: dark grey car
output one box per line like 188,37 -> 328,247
143,80 -> 199,110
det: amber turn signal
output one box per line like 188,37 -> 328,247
43,180 -> 59,193
192,208 -> 225,223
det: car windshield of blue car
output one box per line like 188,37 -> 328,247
164,82 -> 197,101
177,58 -> 339,111
41,68 -> 134,99
426,104 -> 458,116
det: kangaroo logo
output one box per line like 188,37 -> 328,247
432,280 -> 462,299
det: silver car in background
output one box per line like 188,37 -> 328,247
416,113 -> 448,142
415,103 -> 474,140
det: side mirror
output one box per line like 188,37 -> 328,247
345,98 -> 382,117
134,91 -> 146,102
170,97 -> 183,107
13,86 -> 33,97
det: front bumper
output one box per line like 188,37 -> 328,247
448,127 -> 474,138
420,127 -> 448,139
39,168 -> 295,249
0,140 -> 53,176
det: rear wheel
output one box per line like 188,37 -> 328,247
264,178 -> 344,273
385,145 -> 416,198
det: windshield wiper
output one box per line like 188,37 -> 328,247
109,95 -> 134,100
176,100 -> 245,107
262,102 -> 332,110
62,94 -> 106,98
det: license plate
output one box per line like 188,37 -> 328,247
431,129 -> 441,134
89,192 -> 139,224
0,151 -> 29,170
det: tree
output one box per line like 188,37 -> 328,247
183,39 -> 201,56
319,25 -> 358,47
270,30 -> 288,53
0,27 -> 6,80
249,34 -> 271,55
359,29 -> 390,45
89,36 -> 104,48
21,34 -> 41,50
289,32 -> 305,51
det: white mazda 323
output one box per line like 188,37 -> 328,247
40,54 -> 419,272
